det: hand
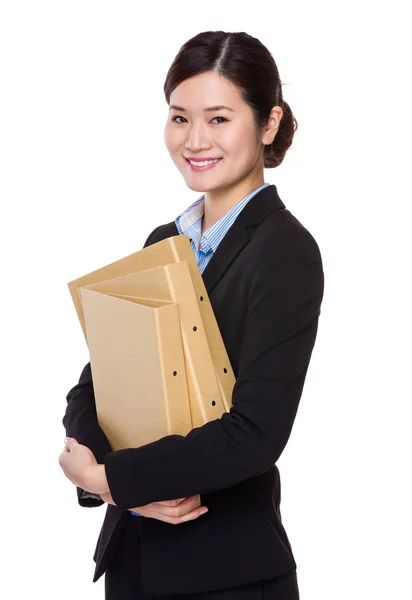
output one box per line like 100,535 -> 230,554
58,437 -> 104,491
100,490 -> 208,525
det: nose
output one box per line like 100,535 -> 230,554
184,121 -> 213,152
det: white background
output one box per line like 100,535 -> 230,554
1,1 -> 411,598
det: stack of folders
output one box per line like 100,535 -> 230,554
67,234 -> 235,452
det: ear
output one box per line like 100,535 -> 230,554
262,106 -> 283,146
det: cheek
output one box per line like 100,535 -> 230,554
219,126 -> 257,157
164,124 -> 183,151
164,125 -> 173,150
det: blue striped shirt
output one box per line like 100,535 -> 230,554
130,181 -> 270,516
174,182 -> 270,274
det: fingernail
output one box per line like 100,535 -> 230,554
199,508 -> 208,516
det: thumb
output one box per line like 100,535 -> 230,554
65,437 -> 79,446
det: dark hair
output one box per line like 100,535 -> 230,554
164,31 -> 298,168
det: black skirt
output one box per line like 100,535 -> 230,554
104,513 -> 300,600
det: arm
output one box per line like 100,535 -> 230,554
103,226 -> 325,509
63,362 -> 112,507
62,225 -> 163,507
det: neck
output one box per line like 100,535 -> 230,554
201,172 -> 265,234
202,171 -> 265,234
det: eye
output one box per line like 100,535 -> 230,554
171,115 -> 187,123
211,116 -> 228,124
171,116 -> 228,124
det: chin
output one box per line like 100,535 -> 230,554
183,176 -> 227,194
183,180 -> 204,192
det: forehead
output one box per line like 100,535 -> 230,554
170,71 -> 243,110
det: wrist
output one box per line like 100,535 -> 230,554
84,465 -> 110,495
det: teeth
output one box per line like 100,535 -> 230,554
189,158 -> 221,166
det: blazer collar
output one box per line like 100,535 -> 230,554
171,183 -> 285,295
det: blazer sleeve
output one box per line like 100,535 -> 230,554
62,225 -> 163,507
63,362 -> 111,507
103,224 -> 325,509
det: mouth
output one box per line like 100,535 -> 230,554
185,157 -> 223,172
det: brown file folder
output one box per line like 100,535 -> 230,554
68,235 -> 235,412
80,288 -> 192,451
82,261 -> 227,428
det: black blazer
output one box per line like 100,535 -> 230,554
63,183 -> 324,596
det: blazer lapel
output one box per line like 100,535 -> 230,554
167,184 -> 285,295
201,184 -> 285,295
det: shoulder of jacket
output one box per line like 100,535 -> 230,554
143,222 -> 177,248
257,209 -> 322,263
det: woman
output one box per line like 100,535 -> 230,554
59,30 -> 324,599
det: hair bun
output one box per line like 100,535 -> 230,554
264,100 -> 298,168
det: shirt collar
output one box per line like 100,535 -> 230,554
175,182 -> 270,253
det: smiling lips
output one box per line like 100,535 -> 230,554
185,157 -> 223,171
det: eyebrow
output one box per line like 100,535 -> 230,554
169,104 -> 235,112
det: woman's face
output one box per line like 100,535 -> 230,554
164,71 -> 266,194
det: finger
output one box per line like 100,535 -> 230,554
157,497 -> 191,507
58,459 -> 76,485
157,505 -> 209,525
65,438 -> 79,446
152,498 -> 192,514
155,495 -> 202,518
